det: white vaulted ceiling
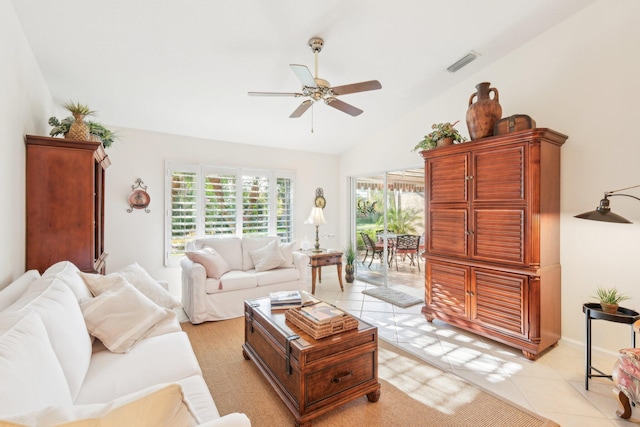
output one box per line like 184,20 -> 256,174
10,0 -> 596,154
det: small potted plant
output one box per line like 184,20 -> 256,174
592,286 -> 630,314
48,101 -> 117,148
344,242 -> 357,283
412,120 -> 467,152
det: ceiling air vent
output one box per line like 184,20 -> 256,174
446,51 -> 479,73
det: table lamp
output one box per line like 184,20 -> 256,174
575,184 -> 640,223
305,207 -> 326,252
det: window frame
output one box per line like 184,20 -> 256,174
165,162 -> 296,266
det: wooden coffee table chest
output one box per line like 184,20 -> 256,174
242,297 -> 381,427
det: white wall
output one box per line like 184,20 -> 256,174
103,127 -> 340,294
0,0 -> 54,288
340,0 -> 640,354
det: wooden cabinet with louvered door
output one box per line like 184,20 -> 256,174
421,128 -> 567,359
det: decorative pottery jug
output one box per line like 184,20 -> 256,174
345,264 -> 355,283
466,82 -> 502,140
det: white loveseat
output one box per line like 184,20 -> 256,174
181,236 -> 310,323
0,261 -> 250,427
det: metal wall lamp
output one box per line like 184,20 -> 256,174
575,184 -> 640,223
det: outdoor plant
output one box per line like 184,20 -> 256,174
412,120 -> 467,152
592,286 -> 629,305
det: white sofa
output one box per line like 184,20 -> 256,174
0,261 -> 250,427
181,236 -> 310,323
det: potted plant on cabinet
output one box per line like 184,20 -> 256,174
344,242 -> 357,283
593,286 -> 630,314
48,101 -> 118,148
412,120 -> 467,152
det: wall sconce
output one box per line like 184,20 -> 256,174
127,178 -> 151,213
304,207 -> 326,252
575,184 -> 640,223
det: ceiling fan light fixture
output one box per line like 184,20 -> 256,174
447,51 -> 480,73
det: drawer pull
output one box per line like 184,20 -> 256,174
330,371 -> 353,383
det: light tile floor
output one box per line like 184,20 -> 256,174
311,272 -> 631,427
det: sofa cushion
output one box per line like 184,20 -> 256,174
197,237 -> 242,270
0,312 -> 73,415
80,277 -> 171,353
3,383 -> 197,427
0,269 -> 41,311
186,247 -> 232,279
42,261 -> 93,302
176,375 -> 220,423
6,278 -> 92,401
74,332 -> 202,405
249,240 -> 286,272
255,268 -> 302,287
241,236 -> 278,271
205,271 -> 257,294
278,241 -> 297,268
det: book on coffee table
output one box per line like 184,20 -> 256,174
270,290 -> 302,309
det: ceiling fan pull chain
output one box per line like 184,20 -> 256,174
311,104 -> 314,133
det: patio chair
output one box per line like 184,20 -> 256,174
360,232 -> 386,267
393,234 -> 421,271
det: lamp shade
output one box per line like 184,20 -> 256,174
305,207 -> 327,226
574,197 -> 633,223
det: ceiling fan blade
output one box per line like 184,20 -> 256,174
325,98 -> 363,116
248,91 -> 302,97
290,64 -> 317,88
289,100 -> 313,118
331,80 -> 382,96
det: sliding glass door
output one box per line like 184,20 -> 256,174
352,168 -> 425,287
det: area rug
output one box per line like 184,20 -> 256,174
362,286 -> 423,308
181,318 -> 559,427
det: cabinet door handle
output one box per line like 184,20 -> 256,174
465,230 -> 474,236
465,175 -> 474,180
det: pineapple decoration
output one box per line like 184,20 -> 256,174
62,101 -> 95,140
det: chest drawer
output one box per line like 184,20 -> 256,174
305,351 -> 375,405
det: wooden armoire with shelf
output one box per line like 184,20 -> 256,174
25,135 -> 110,274
420,128 -> 567,360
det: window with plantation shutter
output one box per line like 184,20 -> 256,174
169,169 -> 198,257
277,177 -> 294,242
241,175 -> 270,235
165,163 -> 295,266
204,172 -> 237,236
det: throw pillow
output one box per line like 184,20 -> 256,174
241,237 -> 277,270
249,240 -> 287,272
79,277 -> 170,353
0,312 -> 72,415
116,263 -> 181,309
186,247 -> 232,279
278,241 -> 297,268
1,383 -> 197,427
79,265 -> 180,309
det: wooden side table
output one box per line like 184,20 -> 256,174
583,303 -> 640,390
303,250 -> 344,294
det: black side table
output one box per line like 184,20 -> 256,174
583,303 -> 640,390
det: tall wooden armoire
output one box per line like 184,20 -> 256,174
420,128 -> 567,360
25,135 -> 110,274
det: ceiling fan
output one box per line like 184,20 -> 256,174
248,37 -> 382,118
